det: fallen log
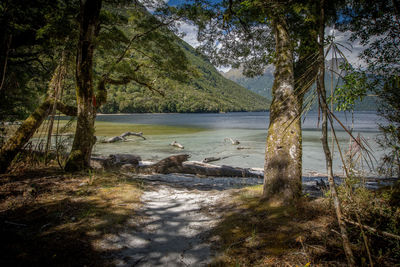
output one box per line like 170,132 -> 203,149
343,218 -> 400,241
101,132 -> 146,143
170,141 -> 184,149
103,136 -> 124,143
123,154 -> 262,178
120,131 -> 146,140
138,154 -> 190,174
224,137 -> 240,145
202,155 -> 234,163
203,156 -> 222,163
180,161 -> 262,178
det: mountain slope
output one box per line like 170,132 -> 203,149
222,66 -> 274,99
99,39 -> 270,113
222,62 -> 377,111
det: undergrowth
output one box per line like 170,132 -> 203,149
338,178 -> 400,266
211,181 -> 400,266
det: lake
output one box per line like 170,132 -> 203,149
93,111 -> 384,175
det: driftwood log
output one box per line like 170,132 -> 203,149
203,156 -> 223,163
180,161 -> 262,178
101,132 -> 146,143
237,146 -> 251,150
224,137 -> 240,145
91,152 -> 262,178
119,154 -> 262,178
202,155 -> 235,163
139,154 -> 190,174
170,141 -> 184,149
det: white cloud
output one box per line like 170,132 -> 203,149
216,66 -> 231,72
177,21 -> 200,48
326,28 -> 366,67
176,22 -> 232,72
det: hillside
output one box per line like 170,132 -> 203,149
99,39 -> 270,113
222,62 -> 377,111
221,66 -> 274,99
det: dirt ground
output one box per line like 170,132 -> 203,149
0,166 -> 143,266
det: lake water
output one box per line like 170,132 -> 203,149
93,111 -> 384,175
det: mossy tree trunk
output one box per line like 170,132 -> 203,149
262,16 -> 302,204
0,99 -> 76,173
64,0 -> 102,172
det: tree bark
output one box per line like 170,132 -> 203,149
0,99 -> 77,173
262,15 -> 302,204
64,0 -> 102,172
316,1 -> 355,265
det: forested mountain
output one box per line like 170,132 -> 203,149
222,61 -> 377,111
99,39 -> 270,113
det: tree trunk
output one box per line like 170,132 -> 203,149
0,99 -> 77,173
316,1 -> 355,265
64,0 -> 102,172
262,16 -> 302,204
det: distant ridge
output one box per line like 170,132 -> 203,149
221,61 -> 377,111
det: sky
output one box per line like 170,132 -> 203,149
177,23 -> 365,73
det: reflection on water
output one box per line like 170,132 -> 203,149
93,111 -> 384,175
96,111 -> 381,131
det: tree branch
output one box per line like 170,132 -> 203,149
344,218 -> 400,241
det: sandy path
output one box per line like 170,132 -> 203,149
100,173 -> 339,266
108,174 -> 261,266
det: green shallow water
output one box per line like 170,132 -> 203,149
92,124 -> 383,176
49,112 -> 385,175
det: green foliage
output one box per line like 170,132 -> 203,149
333,64 -> 369,111
0,0 -> 78,121
337,0 -> 399,176
92,2 -> 268,113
